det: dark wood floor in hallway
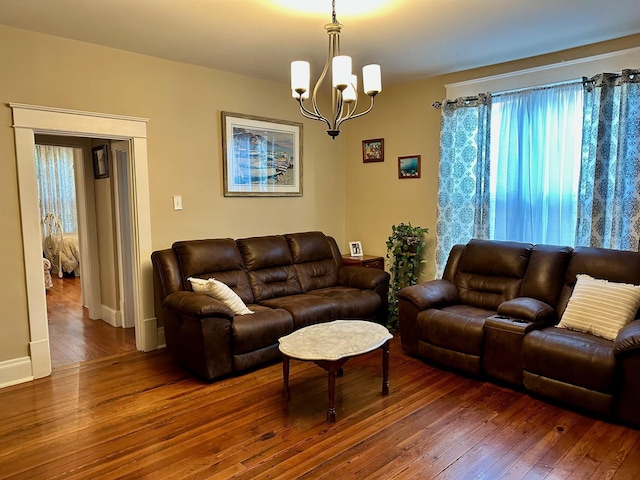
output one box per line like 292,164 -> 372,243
46,275 -> 136,368
1,335 -> 639,479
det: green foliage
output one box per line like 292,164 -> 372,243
385,222 -> 429,330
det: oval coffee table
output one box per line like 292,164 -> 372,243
278,320 -> 393,422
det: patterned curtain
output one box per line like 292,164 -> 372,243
435,94 -> 492,275
576,69 -> 640,250
35,145 -> 79,234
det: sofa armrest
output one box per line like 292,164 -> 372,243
338,266 -> 390,290
397,280 -> 458,356
614,320 -> 640,427
397,280 -> 459,310
614,319 -> 640,356
497,297 -> 557,326
163,291 -> 235,320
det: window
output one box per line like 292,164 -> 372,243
489,82 -> 584,245
35,145 -> 79,234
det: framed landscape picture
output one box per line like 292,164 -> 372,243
362,138 -> 384,163
221,112 -> 303,196
398,155 -> 421,179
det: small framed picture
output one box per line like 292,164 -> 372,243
92,144 -> 110,179
398,155 -> 421,179
349,241 -> 364,257
362,138 -> 384,163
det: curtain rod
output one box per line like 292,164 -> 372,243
431,76 -> 606,109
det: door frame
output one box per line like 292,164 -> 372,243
112,140 -> 136,328
11,103 -> 156,379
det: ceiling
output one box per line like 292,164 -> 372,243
1,0 -> 640,87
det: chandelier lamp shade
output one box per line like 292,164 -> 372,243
290,1 -> 382,139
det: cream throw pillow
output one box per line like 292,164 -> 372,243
188,277 -> 254,315
558,274 -> 640,341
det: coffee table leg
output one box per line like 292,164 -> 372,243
382,340 -> 389,396
282,355 -> 290,400
327,368 -> 337,423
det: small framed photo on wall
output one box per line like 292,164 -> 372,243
92,144 -> 110,179
398,155 -> 421,179
349,241 -> 364,257
362,138 -> 384,163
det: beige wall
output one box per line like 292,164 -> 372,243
1,21 -> 639,375
0,24 -> 343,364
343,33 -> 640,281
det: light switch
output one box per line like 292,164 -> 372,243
172,195 -> 183,211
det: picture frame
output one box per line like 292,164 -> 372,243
348,241 -> 364,257
221,112 -> 303,196
92,144 -> 110,179
362,138 -> 384,163
398,155 -> 421,179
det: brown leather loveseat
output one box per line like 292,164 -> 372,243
151,231 -> 390,381
398,239 -> 640,428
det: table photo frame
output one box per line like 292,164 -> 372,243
349,241 -> 364,257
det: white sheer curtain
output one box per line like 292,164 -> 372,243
35,145 -> 78,234
489,83 -> 584,245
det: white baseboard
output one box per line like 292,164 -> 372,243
0,357 -> 33,388
101,304 -> 120,327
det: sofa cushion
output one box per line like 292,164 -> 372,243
522,327 -> 616,394
231,305 -> 293,355
237,235 -> 302,301
286,231 -> 339,292
558,274 -> 640,341
188,277 -> 254,315
259,293 -> 341,330
308,286 -> 381,319
173,238 -> 254,303
418,304 -> 495,356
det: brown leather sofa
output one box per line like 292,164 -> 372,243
151,231 -> 390,381
398,239 -> 640,428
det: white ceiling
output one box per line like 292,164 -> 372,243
1,0 -> 640,87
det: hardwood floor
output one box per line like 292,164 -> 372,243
1,335 -> 639,479
46,276 -> 136,368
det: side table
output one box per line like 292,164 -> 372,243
342,254 -> 384,270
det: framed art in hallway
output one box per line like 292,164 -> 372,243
92,144 -> 109,179
398,155 -> 421,179
362,138 -> 384,163
221,112 -> 303,197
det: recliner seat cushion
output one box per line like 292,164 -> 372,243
522,327 -> 616,394
259,293 -> 341,330
308,286 -> 381,319
418,304 -> 495,356
231,306 -> 293,355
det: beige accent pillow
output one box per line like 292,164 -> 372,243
188,277 -> 254,315
558,274 -> 640,341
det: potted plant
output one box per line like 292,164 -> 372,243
385,222 -> 429,330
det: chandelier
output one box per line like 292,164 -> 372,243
290,0 -> 382,139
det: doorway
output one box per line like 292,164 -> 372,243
12,103 -> 157,380
36,138 -> 137,368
